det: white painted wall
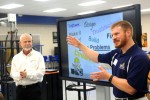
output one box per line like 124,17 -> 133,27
0,13 -> 149,56
17,24 -> 58,55
0,24 -> 57,56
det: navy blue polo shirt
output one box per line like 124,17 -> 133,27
98,44 -> 150,98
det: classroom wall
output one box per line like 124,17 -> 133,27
0,24 -> 57,56
0,13 -> 150,57
17,24 -> 57,56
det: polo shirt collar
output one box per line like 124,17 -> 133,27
118,44 -> 138,56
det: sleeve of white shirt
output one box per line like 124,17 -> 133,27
10,58 -> 21,81
26,54 -> 45,82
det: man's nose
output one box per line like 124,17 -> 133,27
112,35 -> 115,40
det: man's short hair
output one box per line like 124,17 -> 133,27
111,20 -> 133,36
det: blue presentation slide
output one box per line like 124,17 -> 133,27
67,12 -> 123,80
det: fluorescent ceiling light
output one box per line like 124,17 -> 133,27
0,4 -> 24,9
78,0 -> 106,6
43,8 -> 66,13
141,8 -> 150,12
33,0 -> 49,2
77,11 -> 96,15
112,4 -> 133,9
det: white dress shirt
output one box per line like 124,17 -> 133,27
10,49 -> 45,86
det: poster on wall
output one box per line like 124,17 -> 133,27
53,32 -> 58,43
141,33 -> 147,47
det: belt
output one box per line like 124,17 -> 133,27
115,95 -> 145,100
17,82 -> 40,88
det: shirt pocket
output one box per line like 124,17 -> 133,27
30,60 -> 38,70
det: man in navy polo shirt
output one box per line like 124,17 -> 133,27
66,21 -> 150,100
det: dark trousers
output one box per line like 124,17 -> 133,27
16,83 -> 41,100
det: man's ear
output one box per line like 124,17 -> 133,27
126,29 -> 131,37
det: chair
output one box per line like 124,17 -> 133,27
54,55 -> 59,62
43,56 -> 49,68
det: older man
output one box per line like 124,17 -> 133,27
10,33 -> 45,100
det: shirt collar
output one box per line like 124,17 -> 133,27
21,49 -> 33,56
118,44 -> 138,56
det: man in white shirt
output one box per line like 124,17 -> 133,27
10,33 -> 45,100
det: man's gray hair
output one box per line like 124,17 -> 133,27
20,33 -> 32,41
